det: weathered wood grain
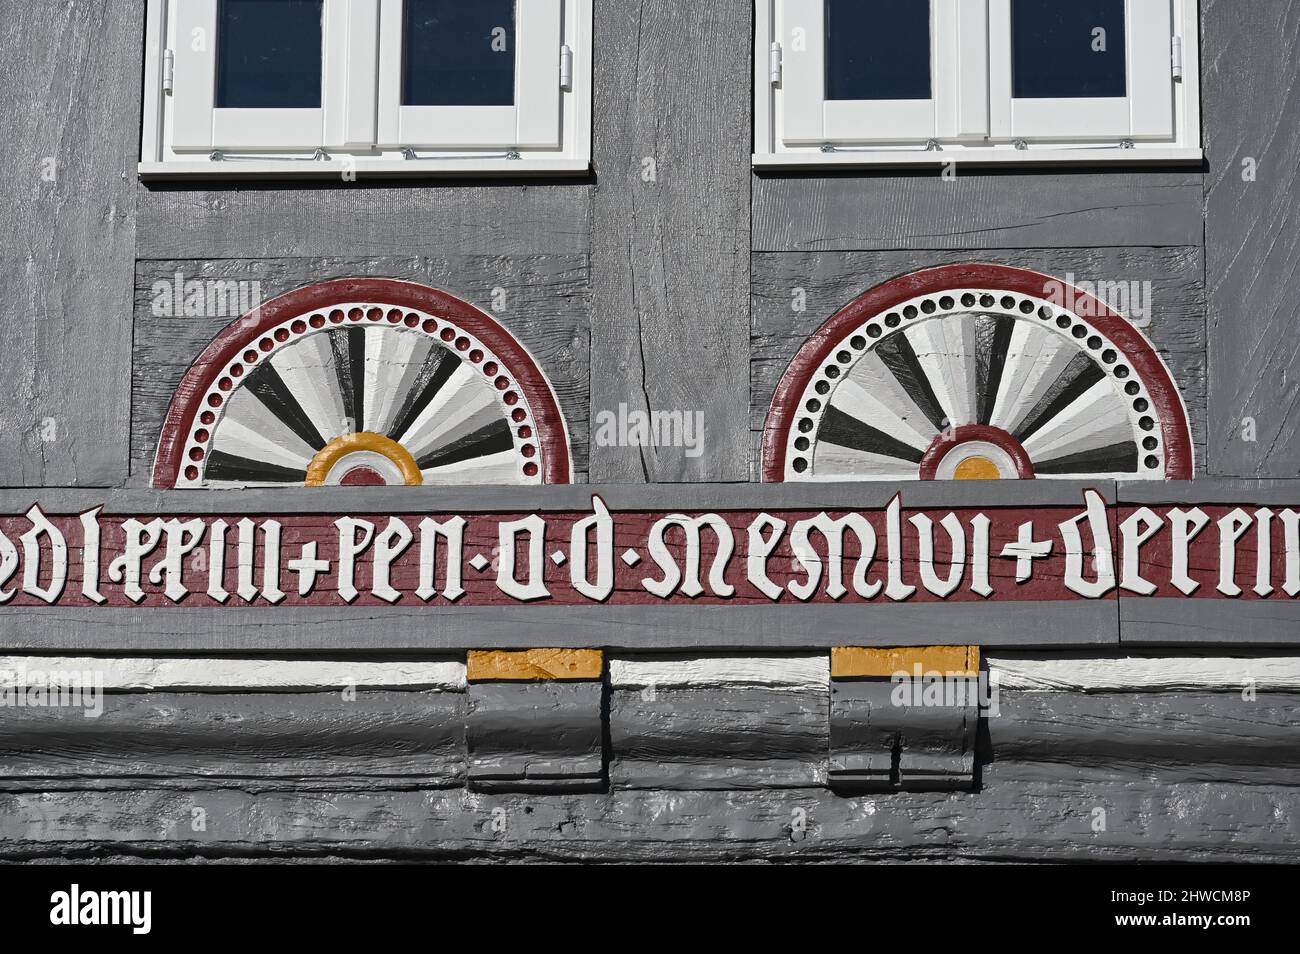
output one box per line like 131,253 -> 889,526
1203,0 -> 1300,476
467,649 -> 603,682
989,653 -> 1300,691
609,686 -> 828,789
131,256 -> 591,482
830,680 -> 977,791
0,656 -> 467,692
992,692 -> 1300,785
0,602 -> 1121,652
0,0 -> 141,486
1,769 -> 1293,862
752,169 -> 1205,252
608,654 -> 829,691
588,0 -> 752,480
465,681 -> 604,792
832,646 -> 979,678
136,180 -> 591,259
751,247 -> 1207,477
0,690 -> 466,786
0,688 -> 1294,859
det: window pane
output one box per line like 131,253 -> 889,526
216,0 -> 323,109
403,0 -> 516,107
825,0 -> 932,102
1012,0 -> 1127,99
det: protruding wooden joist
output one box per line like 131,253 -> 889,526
829,646 -> 981,792
465,649 -> 606,792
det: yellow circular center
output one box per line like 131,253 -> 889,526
953,455 -> 1002,481
305,433 -> 424,487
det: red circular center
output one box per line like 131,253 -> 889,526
339,466 -> 388,487
918,425 -> 1036,480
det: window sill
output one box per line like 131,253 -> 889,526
138,158 -> 591,179
753,147 -> 1204,171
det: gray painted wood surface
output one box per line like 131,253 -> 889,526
830,681 -> 976,791
994,692 -> 1300,785
588,0 -> 752,481
136,180 -> 591,259
753,169 -> 1206,253
0,601 -> 1123,653
0,690 -> 466,788
131,256 -> 591,482
751,247 -> 1207,478
0,0 -> 141,486
609,686 -> 828,789
466,682 -> 604,792
1,690 -> 1295,861
1203,0 -> 1300,476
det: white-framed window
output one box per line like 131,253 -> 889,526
755,0 -> 1201,167
141,0 -> 591,177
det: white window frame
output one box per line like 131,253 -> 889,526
756,0 -> 1202,168
141,0 -> 591,177
377,0 -> 562,149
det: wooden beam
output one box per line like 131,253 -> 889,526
831,646 -> 981,679
467,649 -> 604,682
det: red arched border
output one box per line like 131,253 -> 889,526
761,264 -> 1194,482
153,278 -> 572,487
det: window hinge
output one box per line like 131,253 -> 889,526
769,41 -> 783,85
560,44 -> 574,91
1171,35 -> 1184,81
163,49 -> 175,95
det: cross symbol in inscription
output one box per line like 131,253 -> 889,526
288,542 -> 332,596
1000,521 -> 1054,583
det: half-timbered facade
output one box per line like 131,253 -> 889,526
0,0 -> 1297,862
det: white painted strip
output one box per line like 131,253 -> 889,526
0,657 -> 467,692
609,655 -> 829,691
987,654 -> 1300,692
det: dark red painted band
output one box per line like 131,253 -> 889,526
153,278 -> 572,487
761,264 -> 1195,482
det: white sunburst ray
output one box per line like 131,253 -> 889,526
268,333 -> 351,443
395,362 -> 490,458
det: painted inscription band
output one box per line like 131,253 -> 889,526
0,492 -> 1293,608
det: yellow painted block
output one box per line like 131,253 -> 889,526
467,649 -> 604,682
831,646 -> 980,679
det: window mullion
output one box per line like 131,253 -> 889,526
516,0 -> 563,148
324,0 -> 380,150
779,0 -> 829,145
935,0 -> 990,141
987,0 -> 1013,140
170,0 -> 220,150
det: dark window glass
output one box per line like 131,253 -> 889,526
403,0 -> 516,106
825,0 -> 932,101
1012,0 -> 1127,99
216,0 -> 324,109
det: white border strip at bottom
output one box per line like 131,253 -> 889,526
2,654 -> 1297,694
0,657 -> 467,692
987,654 -> 1300,692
